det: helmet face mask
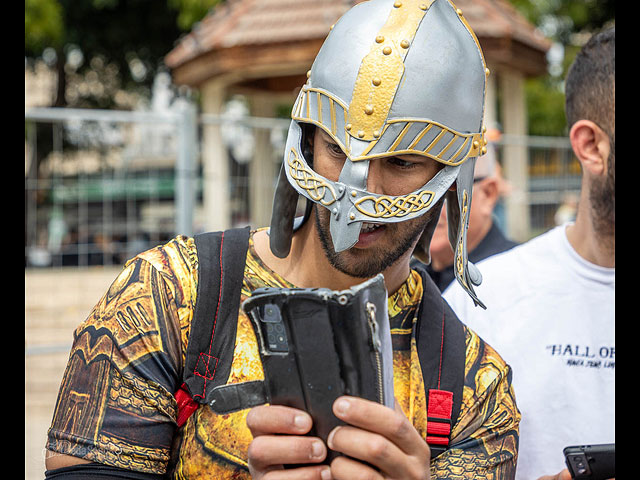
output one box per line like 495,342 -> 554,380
270,0 -> 488,307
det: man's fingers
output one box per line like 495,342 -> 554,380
246,404 -> 313,436
330,454 -> 382,480
255,465 -> 333,480
327,425 -> 405,475
536,469 -> 572,480
332,396 -> 426,456
248,434 -> 327,469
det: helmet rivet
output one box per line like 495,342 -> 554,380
364,105 -> 374,115
350,213 -> 356,220
357,130 -> 365,138
351,190 -> 357,197
330,23 -> 335,30
382,46 -> 392,55
373,130 -> 380,138
473,140 -> 480,149
375,35 -> 385,43
400,39 -> 410,49
419,3 -> 428,10
481,146 -> 487,155
456,8 -> 463,16
485,67 -> 491,76
394,1 -> 402,7
346,123 -> 352,131
332,208 -> 338,215
306,70 -> 311,78
372,77 -> 381,86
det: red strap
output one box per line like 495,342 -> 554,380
175,383 -> 199,428
426,389 -> 453,447
426,421 -> 451,437
426,435 -> 450,446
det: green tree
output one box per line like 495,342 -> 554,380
508,0 -> 615,136
25,0 -> 223,108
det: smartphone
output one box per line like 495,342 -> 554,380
563,444 -> 615,480
242,274 -> 394,466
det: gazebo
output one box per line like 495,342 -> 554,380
165,0 -> 551,239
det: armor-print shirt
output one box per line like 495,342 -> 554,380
47,230 -> 520,478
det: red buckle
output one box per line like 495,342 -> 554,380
175,384 -> 199,427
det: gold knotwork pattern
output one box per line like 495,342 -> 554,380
455,190 -> 469,285
287,149 -> 337,206
354,190 -> 434,218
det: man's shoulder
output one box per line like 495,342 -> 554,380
447,226 -> 564,297
478,225 -> 564,268
128,228 -> 255,286
131,235 -> 198,279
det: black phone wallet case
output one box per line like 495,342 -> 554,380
208,273 -> 395,465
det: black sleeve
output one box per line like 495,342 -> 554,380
45,463 -> 166,480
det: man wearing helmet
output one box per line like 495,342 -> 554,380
258,127 -> 446,291
45,1 -> 520,479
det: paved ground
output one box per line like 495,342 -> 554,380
25,266 -> 122,480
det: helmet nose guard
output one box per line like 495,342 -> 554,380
269,0 -> 489,307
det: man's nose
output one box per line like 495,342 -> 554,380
366,160 -> 385,195
439,203 -> 448,222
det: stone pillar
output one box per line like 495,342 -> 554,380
500,68 -> 530,242
247,94 -> 280,228
200,79 -> 231,231
484,66 -> 498,128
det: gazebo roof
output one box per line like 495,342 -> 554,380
166,0 -> 551,89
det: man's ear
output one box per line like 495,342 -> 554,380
480,177 -> 500,207
569,120 -> 610,177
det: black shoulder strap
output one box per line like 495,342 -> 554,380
414,267 -> 466,458
181,227 -> 251,405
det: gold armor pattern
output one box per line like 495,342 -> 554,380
47,231 -> 519,478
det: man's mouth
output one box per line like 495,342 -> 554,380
360,222 -> 383,234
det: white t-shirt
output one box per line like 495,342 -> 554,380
443,224 -> 615,479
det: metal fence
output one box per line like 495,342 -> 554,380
497,133 -> 579,238
24,105 -> 579,269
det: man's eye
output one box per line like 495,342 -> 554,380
388,157 -> 417,169
327,142 -> 345,157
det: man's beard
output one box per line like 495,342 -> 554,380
590,135 -> 615,240
314,203 -> 437,278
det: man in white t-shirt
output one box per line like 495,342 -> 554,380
443,27 -> 615,480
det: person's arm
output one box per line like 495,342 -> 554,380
44,462 -> 167,479
45,237 -> 196,476
45,452 -> 91,470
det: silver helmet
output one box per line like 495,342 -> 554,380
269,0 -> 488,307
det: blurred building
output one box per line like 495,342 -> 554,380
26,0 -> 574,269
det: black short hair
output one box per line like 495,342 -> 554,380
565,27 -> 615,136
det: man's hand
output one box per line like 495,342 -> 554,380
246,404 -> 332,480
537,469 -> 572,480
327,396 -> 431,480
537,470 -> 615,480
